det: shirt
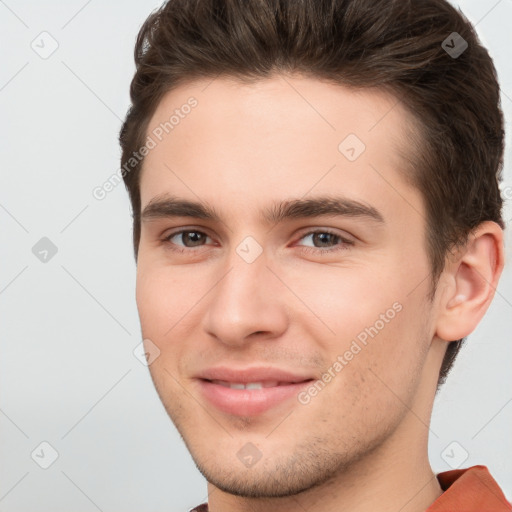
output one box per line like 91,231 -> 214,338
189,465 -> 512,512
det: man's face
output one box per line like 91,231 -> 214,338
136,74 -> 444,497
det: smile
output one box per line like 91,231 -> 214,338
197,378 -> 314,416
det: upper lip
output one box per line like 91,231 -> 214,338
196,366 -> 315,384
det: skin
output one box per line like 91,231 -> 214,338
135,74 -> 504,512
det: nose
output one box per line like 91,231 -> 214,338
201,250 -> 289,348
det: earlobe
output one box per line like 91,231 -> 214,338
435,222 -> 504,342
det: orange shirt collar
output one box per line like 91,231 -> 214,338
427,465 -> 511,511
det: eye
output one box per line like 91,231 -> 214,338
163,230 -> 212,252
161,228 -> 354,255
295,230 -> 354,254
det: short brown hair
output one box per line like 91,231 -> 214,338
119,0 -> 505,390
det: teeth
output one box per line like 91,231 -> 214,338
245,382 -> 263,390
211,380 -> 280,389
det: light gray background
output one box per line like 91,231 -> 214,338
1,1 -> 511,511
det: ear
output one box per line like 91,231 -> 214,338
435,221 -> 505,342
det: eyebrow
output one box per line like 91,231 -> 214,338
141,194 -> 385,225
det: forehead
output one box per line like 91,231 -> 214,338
139,74 -> 421,226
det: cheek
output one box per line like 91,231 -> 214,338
350,297 -> 431,417
135,262 -> 211,380
135,268 -> 188,399
135,262 -> 196,335
136,272 -> 165,337
283,262 -> 403,342
309,267 -> 430,395
311,309 -> 428,443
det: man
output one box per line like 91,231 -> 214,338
119,0 -> 511,510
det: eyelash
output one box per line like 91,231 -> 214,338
161,229 -> 354,256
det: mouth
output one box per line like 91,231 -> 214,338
197,377 -> 315,416
207,379 -> 311,389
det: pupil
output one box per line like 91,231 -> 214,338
185,231 -> 203,246
314,233 -> 333,247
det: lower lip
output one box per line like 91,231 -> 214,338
197,379 -> 314,416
